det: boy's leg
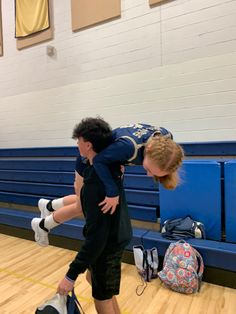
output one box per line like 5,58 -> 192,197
90,249 -> 123,314
112,296 -> 121,314
87,269 -> 120,313
94,298 -> 119,314
86,270 -> 92,285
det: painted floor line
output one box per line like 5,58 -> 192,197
0,267 -> 130,314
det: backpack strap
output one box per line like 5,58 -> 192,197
176,239 -> 186,245
133,245 -> 148,295
192,248 -> 204,292
67,289 -> 84,314
194,249 -> 204,278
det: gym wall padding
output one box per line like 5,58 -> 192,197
71,0 -> 121,31
224,161 -> 236,243
159,161 -> 222,241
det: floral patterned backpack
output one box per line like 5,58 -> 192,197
158,240 -> 204,294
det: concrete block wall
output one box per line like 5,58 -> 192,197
0,0 -> 236,147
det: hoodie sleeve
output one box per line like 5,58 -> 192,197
66,169 -> 114,281
93,139 -> 134,197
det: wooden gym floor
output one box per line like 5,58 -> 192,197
0,234 -> 236,314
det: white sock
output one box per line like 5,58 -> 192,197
44,214 -> 60,230
51,197 -> 64,210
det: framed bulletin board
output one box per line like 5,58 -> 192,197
16,0 -> 53,50
71,0 -> 121,31
0,0 -> 3,56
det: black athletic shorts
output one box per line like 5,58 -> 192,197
90,248 -> 124,300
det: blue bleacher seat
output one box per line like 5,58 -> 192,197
142,231 -> 236,272
2,145 -> 236,283
0,148 -> 159,230
224,161 -> 236,243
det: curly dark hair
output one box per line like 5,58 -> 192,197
72,117 -> 113,153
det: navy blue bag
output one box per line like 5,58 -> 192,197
67,289 -> 84,314
161,216 -> 206,240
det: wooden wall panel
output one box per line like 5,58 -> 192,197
16,0 -> 53,50
149,0 -> 166,5
0,0 -> 3,56
71,0 -> 121,31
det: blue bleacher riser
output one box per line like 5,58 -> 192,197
181,141 -> 236,156
142,231 -> 236,272
0,208 -> 37,229
128,204 -> 157,222
159,161 -> 222,241
0,181 -> 74,197
0,181 -> 159,206
0,170 -> 74,184
50,220 -> 85,240
0,147 -> 78,157
123,174 -> 158,191
0,159 -> 75,171
3,143 -> 235,158
126,227 -> 148,250
0,192 -> 53,206
125,188 -> 159,206
0,192 -> 156,223
0,185 -> 159,221
0,208 -> 146,250
0,207 -> 85,239
224,161 -> 236,243
124,166 -> 146,174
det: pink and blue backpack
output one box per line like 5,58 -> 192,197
158,240 -> 204,294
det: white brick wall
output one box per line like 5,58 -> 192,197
0,0 -> 236,148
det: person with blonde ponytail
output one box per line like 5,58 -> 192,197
144,136 -> 184,190
32,120 -> 184,247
